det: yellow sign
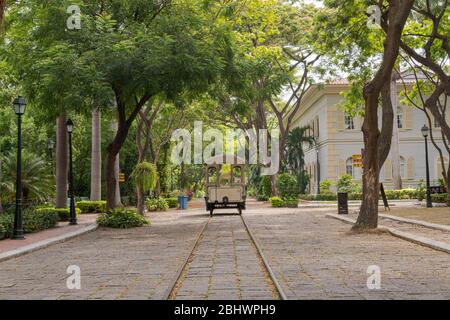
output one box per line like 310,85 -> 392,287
352,155 -> 363,168
119,173 -> 125,183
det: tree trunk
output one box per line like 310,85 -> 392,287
90,108 -> 102,201
0,0 -> 5,28
107,121 -> 122,209
353,0 -> 413,230
114,151 -> 122,207
55,115 -> 68,208
0,157 -> 3,214
136,186 -> 145,215
391,74 -> 402,189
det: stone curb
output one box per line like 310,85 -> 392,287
0,224 -> 98,263
378,214 -> 450,233
325,213 -> 450,254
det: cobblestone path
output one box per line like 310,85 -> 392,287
171,215 -> 278,300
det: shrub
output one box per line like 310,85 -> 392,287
121,196 -> 136,206
431,193 -> 449,205
164,198 -> 178,208
145,198 -> 169,212
348,193 -> 363,200
315,193 -> 337,201
97,208 -> 149,229
0,223 -> 5,240
77,201 -> 106,213
22,208 -> 59,233
416,179 -> 426,201
297,171 -> 310,195
320,180 -> 332,194
276,173 -> 298,199
256,195 -> 269,201
337,174 -> 361,193
283,197 -> 299,208
0,208 -> 59,239
269,197 -> 284,207
0,214 -> 14,239
36,207 -> 81,221
194,190 -> 205,199
257,176 -> 272,200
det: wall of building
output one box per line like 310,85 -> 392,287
292,85 -> 449,194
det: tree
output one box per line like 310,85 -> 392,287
396,0 -> 450,195
285,126 -> 314,174
354,0 -> 414,230
90,107 -> 101,201
0,150 -> 54,204
132,162 -> 157,215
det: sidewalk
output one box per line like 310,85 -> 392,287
0,214 -> 98,261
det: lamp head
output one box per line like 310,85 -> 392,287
13,96 -> 27,115
421,124 -> 429,138
66,119 -> 74,133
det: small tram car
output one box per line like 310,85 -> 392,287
204,155 -> 246,216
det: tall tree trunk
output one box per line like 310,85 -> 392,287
114,151 -> 121,206
90,108 -> 102,201
136,186 -> 145,215
55,115 -> 68,208
354,0 -> 413,230
391,73 -> 402,189
108,121 -> 122,208
0,0 -> 5,28
0,158 -> 3,214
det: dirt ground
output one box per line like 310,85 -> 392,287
384,207 -> 450,225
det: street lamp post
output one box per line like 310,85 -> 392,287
66,119 -> 77,225
421,125 -> 433,208
13,96 -> 27,240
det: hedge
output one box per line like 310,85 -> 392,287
300,189 -> 423,201
77,201 -> 106,213
431,193 -> 450,205
36,207 -> 81,221
0,208 -> 59,240
97,208 -> 149,229
164,198 -> 178,208
146,198 -> 169,212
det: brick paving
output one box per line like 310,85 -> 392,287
243,208 -> 450,300
0,204 -> 449,300
172,215 -> 277,300
0,214 -> 97,254
0,210 -> 206,300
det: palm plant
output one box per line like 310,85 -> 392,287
132,162 -> 157,215
0,150 -> 54,205
284,126 -> 315,173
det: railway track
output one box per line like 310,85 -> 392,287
163,214 -> 287,300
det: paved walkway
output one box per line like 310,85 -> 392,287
243,208 -> 450,299
0,214 -> 97,254
0,205 -> 449,300
172,215 -> 277,300
0,210 -> 206,300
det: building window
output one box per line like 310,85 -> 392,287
346,157 -> 353,177
344,114 -> 355,130
434,116 -> 441,128
397,107 -> 403,129
400,156 -> 405,178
